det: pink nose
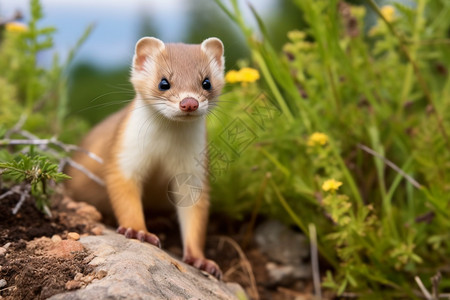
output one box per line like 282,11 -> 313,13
179,97 -> 199,112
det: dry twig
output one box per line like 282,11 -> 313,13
0,184 -> 33,215
1,127 -> 104,186
63,158 -> 104,186
357,144 -> 422,189
218,236 -> 259,300
415,276 -> 433,300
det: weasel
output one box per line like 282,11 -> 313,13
65,37 -> 225,278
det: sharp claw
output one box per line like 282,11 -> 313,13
207,265 -> 215,275
144,233 -> 161,248
206,263 -> 222,280
195,259 -> 206,270
124,228 -> 136,239
137,230 -> 146,242
117,226 -> 126,234
116,227 -> 160,247
184,256 -> 222,279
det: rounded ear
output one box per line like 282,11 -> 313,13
133,37 -> 165,71
201,37 -> 224,69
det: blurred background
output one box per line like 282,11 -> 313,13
0,0 -> 396,126
0,0 -> 307,125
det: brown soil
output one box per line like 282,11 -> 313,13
0,187 -> 316,300
0,190 -> 67,245
0,189 -> 98,300
0,243 -> 92,300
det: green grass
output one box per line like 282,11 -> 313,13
211,0 -> 450,297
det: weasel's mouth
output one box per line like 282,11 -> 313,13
170,112 -> 203,121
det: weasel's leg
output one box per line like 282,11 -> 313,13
177,186 -> 222,279
106,173 -> 160,247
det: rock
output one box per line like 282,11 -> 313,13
90,225 -> 104,236
266,262 -> 311,286
80,275 -> 94,284
67,232 -> 80,241
255,220 -> 309,265
255,220 -> 312,286
52,235 -> 63,243
2,243 -> 11,249
65,280 -> 83,290
0,279 -> 7,288
76,205 -> 102,222
74,273 -> 83,281
61,196 -> 72,207
0,247 -> 6,256
47,240 -> 85,258
49,229 -> 245,300
65,200 -> 80,210
96,270 -> 107,279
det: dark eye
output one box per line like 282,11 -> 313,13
202,78 -> 211,91
158,78 -> 171,91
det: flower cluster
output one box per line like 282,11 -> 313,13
380,5 -> 395,23
307,132 -> 329,147
369,5 -> 396,36
225,67 -> 260,84
322,179 -> 343,192
5,22 -> 28,33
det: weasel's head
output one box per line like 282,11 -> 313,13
131,37 -> 225,122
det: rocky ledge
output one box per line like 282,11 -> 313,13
49,229 -> 246,300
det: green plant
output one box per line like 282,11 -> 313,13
0,0 -> 91,213
0,150 -> 69,213
0,0 -> 91,140
212,0 -> 450,297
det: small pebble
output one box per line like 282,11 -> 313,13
66,202 -> 80,210
67,232 -> 80,241
51,235 -> 62,243
96,270 -> 108,279
65,280 -> 83,290
74,273 -> 83,281
0,279 -> 7,288
91,226 -> 104,236
81,275 -> 94,284
76,205 -> 102,221
0,248 -> 6,256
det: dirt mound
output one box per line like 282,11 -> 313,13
0,190 -> 99,299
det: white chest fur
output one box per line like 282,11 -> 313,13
116,100 -> 207,183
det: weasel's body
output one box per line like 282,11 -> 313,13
65,37 -> 225,278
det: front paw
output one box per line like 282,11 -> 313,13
117,226 -> 161,248
183,256 -> 222,280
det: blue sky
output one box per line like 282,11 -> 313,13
0,0 -> 273,69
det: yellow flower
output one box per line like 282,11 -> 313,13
380,5 -> 395,23
307,132 -> 329,147
225,70 -> 240,83
225,67 -> 260,84
5,22 -> 28,33
239,67 -> 260,82
322,179 -> 343,192
369,5 -> 395,36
